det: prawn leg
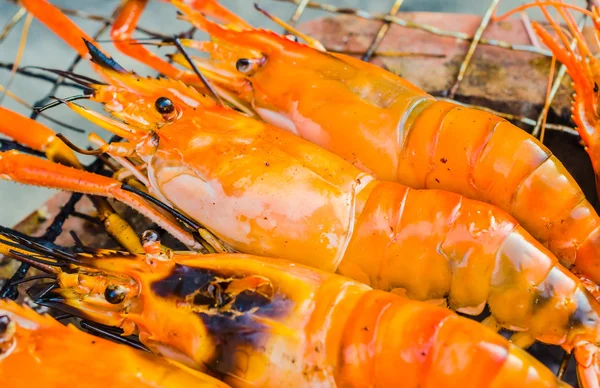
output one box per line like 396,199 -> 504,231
110,0 -> 254,87
0,151 -> 201,250
18,0 -> 100,58
509,332 -> 536,349
110,0 -> 196,82
0,107 -> 144,253
481,316 -> 503,333
173,0 -> 252,28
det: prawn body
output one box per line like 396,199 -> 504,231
3,239 -> 567,388
161,1 -> 600,285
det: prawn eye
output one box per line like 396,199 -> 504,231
141,229 -> 162,254
142,229 -> 160,245
0,316 -> 10,335
155,97 -> 174,115
284,34 -> 298,42
236,57 -> 265,75
236,58 -> 253,74
104,285 -> 126,304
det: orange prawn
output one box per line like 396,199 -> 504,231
97,0 -> 600,286
0,299 -> 228,387
0,55 -> 599,384
0,230 -> 569,388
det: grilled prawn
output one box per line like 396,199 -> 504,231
0,231 -> 568,388
167,0 -> 600,284
0,299 -> 228,387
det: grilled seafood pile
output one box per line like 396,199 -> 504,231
0,0 -> 599,387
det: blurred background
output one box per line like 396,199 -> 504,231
0,0 -> 590,226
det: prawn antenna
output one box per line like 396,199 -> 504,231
20,65 -> 105,87
34,94 -> 92,113
8,273 -> 57,286
25,281 -> 61,301
55,133 -> 105,156
82,38 -> 128,74
0,226 -> 79,266
5,250 -> 65,273
0,226 -> 70,252
69,230 -> 89,253
171,36 -> 224,106
79,320 -> 150,352
253,3 -> 326,51
94,37 -> 167,43
68,230 -> 133,257
120,183 -> 202,232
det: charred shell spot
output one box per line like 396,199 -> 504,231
531,285 -> 554,314
198,296 -> 292,378
231,290 -> 271,312
151,264 -> 215,299
193,293 -> 218,306
151,264 -> 294,379
83,38 -> 127,74
141,229 -> 161,253
567,290 -> 599,330
151,265 -> 276,312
